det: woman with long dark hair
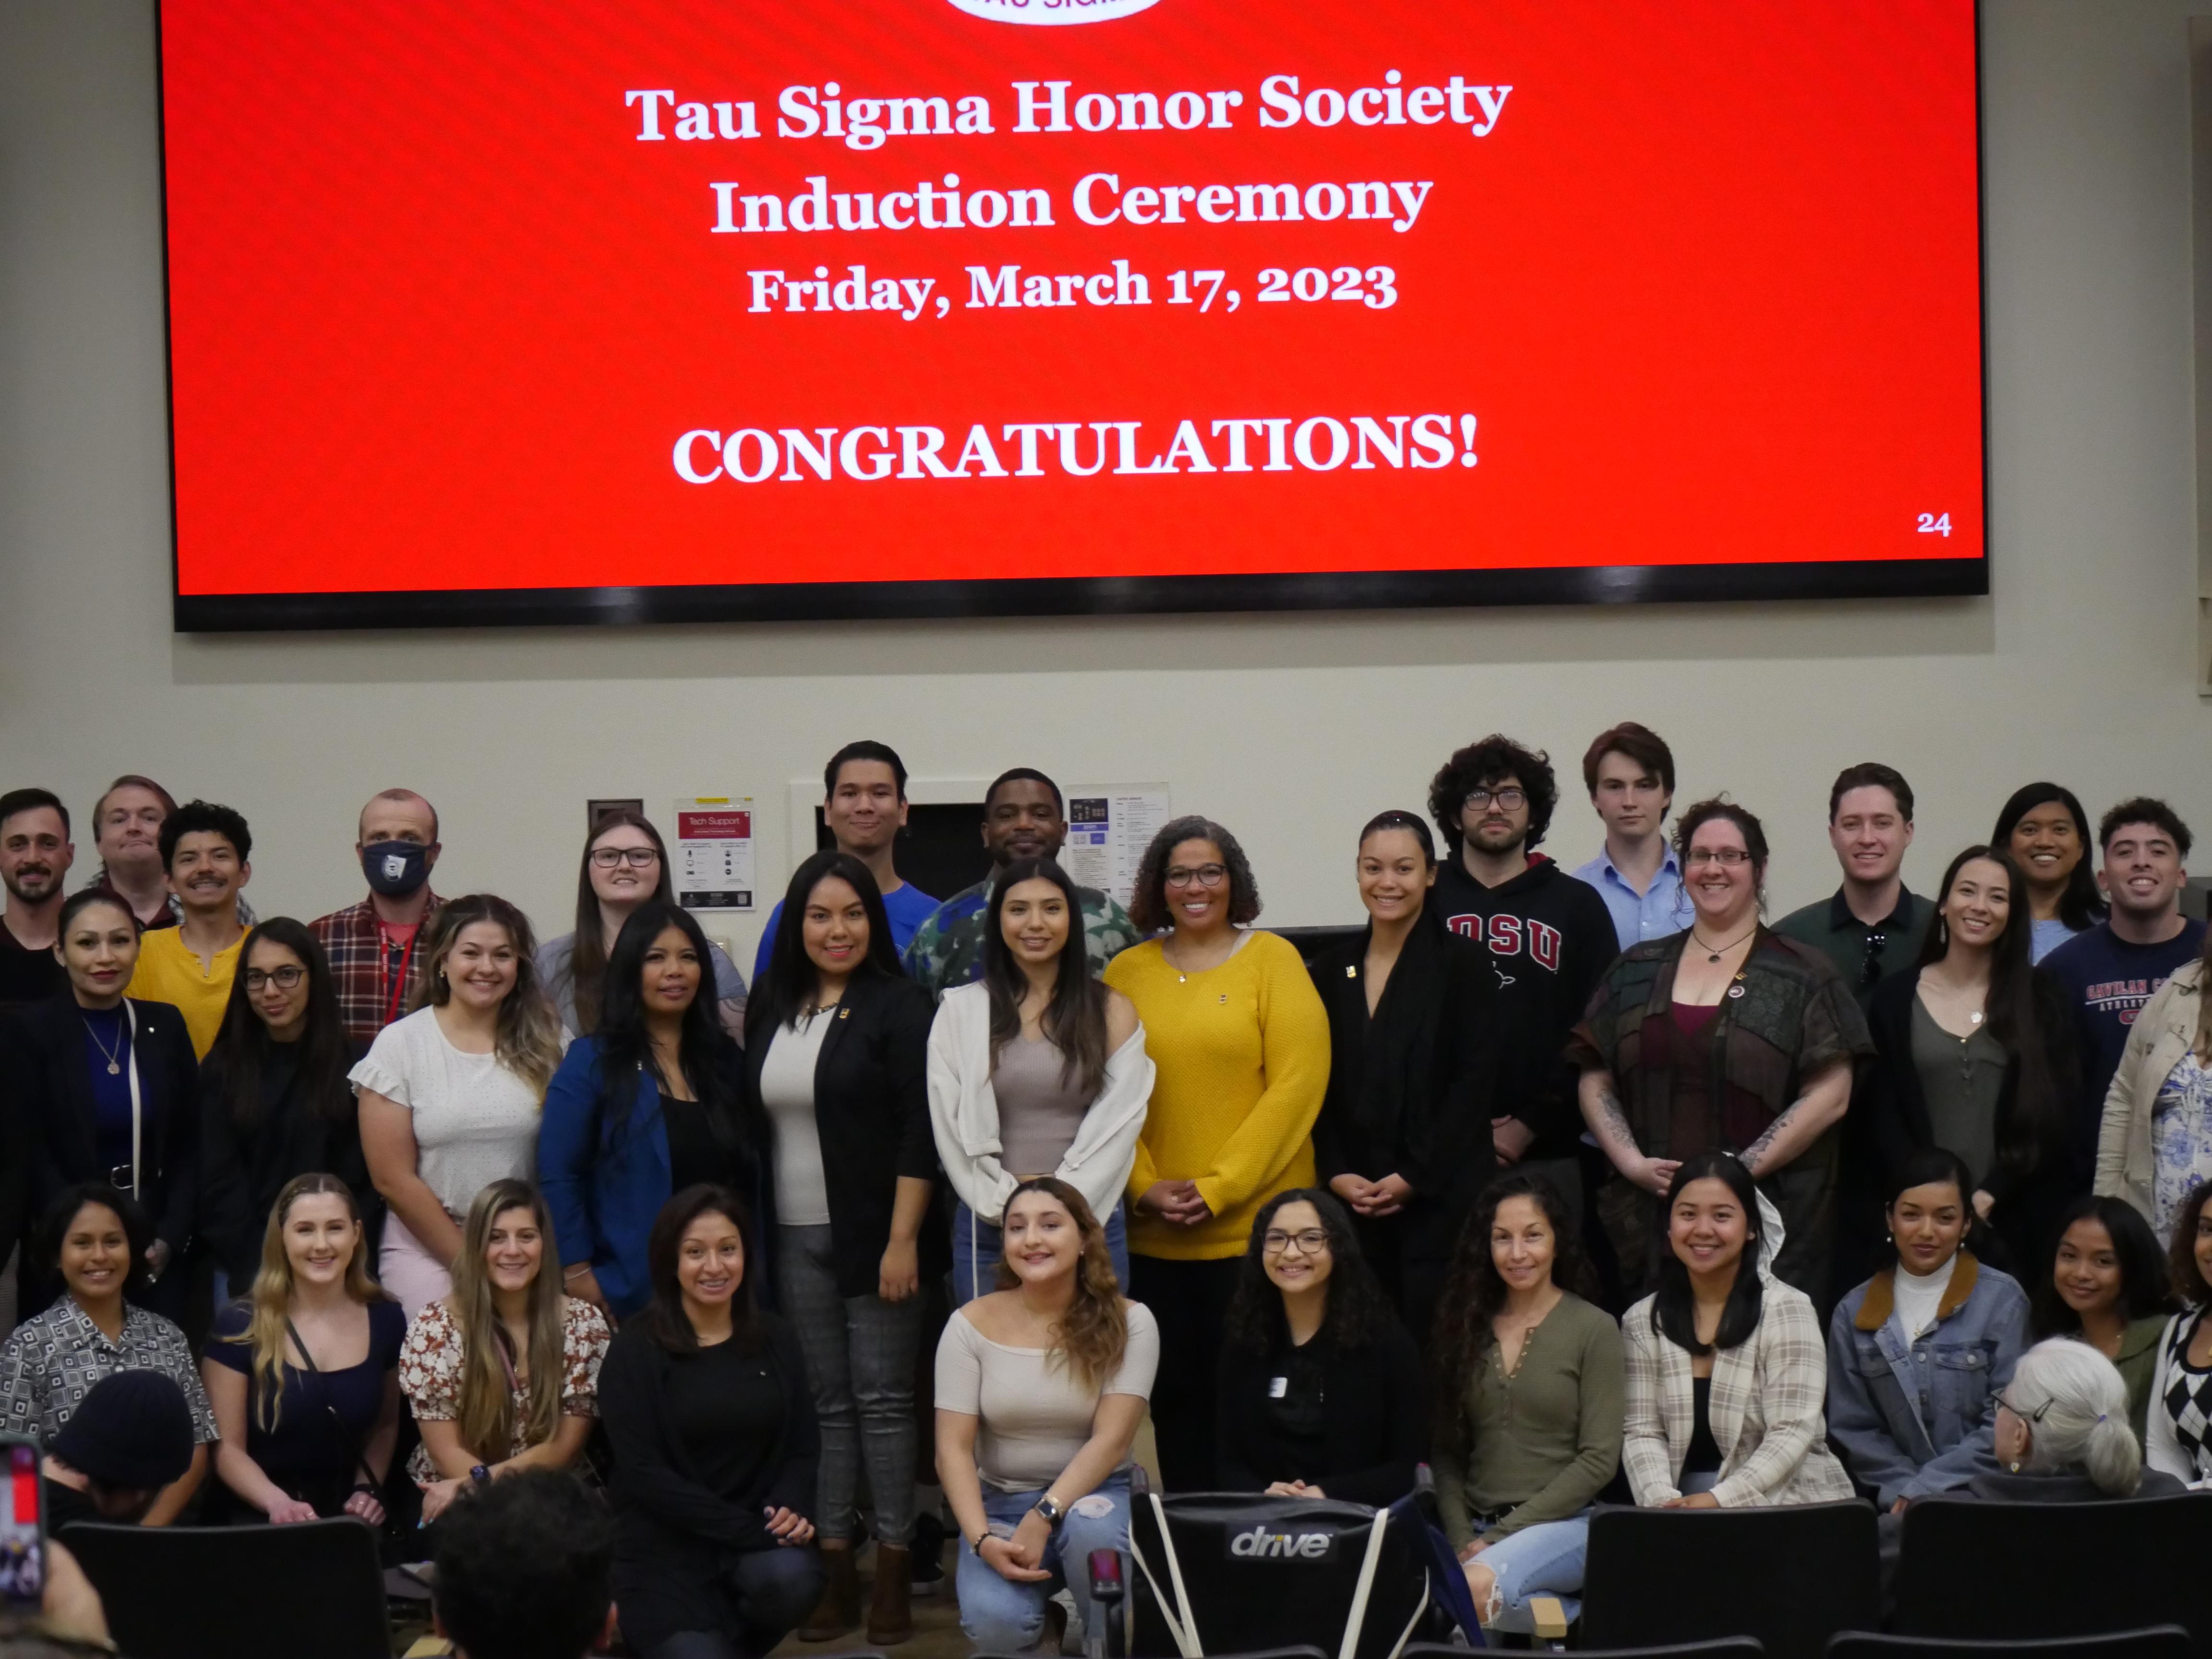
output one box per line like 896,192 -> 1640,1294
2144,1177 -> 2212,1484
2028,1193 -> 2176,1442
356,893 -> 567,1317
536,811 -> 747,1038
745,850 -> 939,1643
1214,1188 -> 1424,1504
1990,784 -> 2104,963
1827,1148 -> 2028,1510
1621,1153 -> 1851,1507
1308,811 -> 1495,1344
1428,1173 -> 1621,1634
398,1178 -> 610,1522
198,919 -> 372,1295
541,901 -> 761,1320
929,857 -> 1149,1304
936,1178 -> 1155,1657
1863,846 -> 2077,1273
203,1173 -> 404,1523
1104,814 -> 1329,1491
598,1185 -> 825,1659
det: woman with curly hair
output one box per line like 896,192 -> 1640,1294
1103,815 -> 1329,1490
935,1178 -> 1157,1655
1429,1172 -> 1622,1635
1214,1188 -> 1424,1503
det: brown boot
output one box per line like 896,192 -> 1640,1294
799,1541 -> 858,1642
866,1542 -> 914,1646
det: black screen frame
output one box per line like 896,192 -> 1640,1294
157,1 -> 1990,635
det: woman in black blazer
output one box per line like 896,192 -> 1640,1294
742,850 -> 939,1644
1862,845 -> 2077,1277
1216,1187 -> 1427,1504
600,1184 -> 825,1659
0,890 -> 199,1322
1308,811 -> 1496,1346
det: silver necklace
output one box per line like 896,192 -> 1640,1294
82,1016 -> 123,1076
1689,924 -> 1758,963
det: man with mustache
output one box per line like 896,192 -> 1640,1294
0,789 -> 74,1012
124,799 -> 254,1058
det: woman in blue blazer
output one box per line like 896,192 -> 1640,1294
539,901 -> 763,1322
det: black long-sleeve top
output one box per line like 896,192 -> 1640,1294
600,1312 -> 820,1654
1215,1319 -> 1429,1506
197,1037 -> 373,1283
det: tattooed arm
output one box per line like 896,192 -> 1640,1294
1579,1068 -> 1679,1195
1741,1057 -> 1852,1178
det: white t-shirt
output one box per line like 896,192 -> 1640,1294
935,1301 -> 1159,1492
759,1018 -> 832,1226
350,1006 -> 562,1215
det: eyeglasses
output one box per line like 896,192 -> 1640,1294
1464,788 -> 1527,811
1165,864 -> 1228,890
244,967 -> 305,990
1684,848 -> 1753,867
1997,1389 -> 2054,1423
1262,1228 -> 1331,1256
589,847 -> 661,869
1859,932 -> 1888,988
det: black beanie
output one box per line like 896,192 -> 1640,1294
51,1370 -> 194,1491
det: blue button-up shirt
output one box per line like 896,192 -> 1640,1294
1571,845 -> 1692,951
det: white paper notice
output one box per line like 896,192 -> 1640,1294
673,797 -> 756,911
1062,784 -> 1172,911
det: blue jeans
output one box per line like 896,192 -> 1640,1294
1472,1513 -> 1590,1635
957,1474 -> 1130,1650
951,1200 -> 1130,1306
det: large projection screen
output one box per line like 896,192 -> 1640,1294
158,0 -> 1987,631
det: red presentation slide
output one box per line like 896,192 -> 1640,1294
159,0 -> 1985,628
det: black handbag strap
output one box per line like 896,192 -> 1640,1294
284,1317 -> 385,1494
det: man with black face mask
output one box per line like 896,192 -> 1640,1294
311,788 -> 445,1047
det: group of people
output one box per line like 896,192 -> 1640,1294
0,729 -> 2208,1659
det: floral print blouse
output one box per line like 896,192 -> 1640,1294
398,1294 -> 609,1485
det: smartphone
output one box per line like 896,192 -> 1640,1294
0,1437 -> 45,1610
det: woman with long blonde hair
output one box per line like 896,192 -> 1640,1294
201,1173 -> 404,1523
398,1178 -> 609,1523
935,1177 -> 1157,1655
354,894 -> 568,1317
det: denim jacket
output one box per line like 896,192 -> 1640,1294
1825,1252 -> 2028,1507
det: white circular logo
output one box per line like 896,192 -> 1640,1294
948,0 -> 1162,25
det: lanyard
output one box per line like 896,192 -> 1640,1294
125,1002 -> 143,1201
381,931 -> 418,1027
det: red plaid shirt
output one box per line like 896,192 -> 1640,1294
310,892 -> 444,1048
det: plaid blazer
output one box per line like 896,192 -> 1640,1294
311,892 -> 444,1048
1622,1275 -> 1856,1508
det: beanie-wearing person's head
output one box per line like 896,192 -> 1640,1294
48,1370 -> 193,1523
433,1469 -> 613,1659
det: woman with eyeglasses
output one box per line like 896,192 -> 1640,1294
1,890 -> 200,1322
1575,800 -> 1872,1301
197,919 -> 374,1298
1102,815 -> 1329,1491
1215,1189 -> 1425,1505
1990,785 -> 2105,964
1929,1339 -> 2182,1506
537,811 -> 748,1039
1861,847 -> 2077,1275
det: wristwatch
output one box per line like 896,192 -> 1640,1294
469,1465 -> 492,1485
1033,1494 -> 1067,1529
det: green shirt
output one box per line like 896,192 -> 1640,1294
901,875 -> 1142,999
1771,885 -> 1932,1012
1434,1291 -> 1624,1546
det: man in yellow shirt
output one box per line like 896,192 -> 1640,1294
126,800 -> 253,1057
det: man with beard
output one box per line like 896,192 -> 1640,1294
1428,735 -> 1621,1228
0,790 -> 73,1011
125,799 -> 254,1058
902,767 -> 1140,998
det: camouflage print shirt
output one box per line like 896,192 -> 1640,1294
901,875 -> 1143,999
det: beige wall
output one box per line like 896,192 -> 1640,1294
0,0 -> 2204,969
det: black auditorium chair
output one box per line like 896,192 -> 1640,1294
1831,1630 -> 2193,1659
1894,1494 -> 2212,1657
63,1517 -> 390,1659
1581,1501 -> 1879,1659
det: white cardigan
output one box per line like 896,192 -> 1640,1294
926,981 -> 1154,1227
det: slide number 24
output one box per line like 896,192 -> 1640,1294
1916,512 -> 1953,537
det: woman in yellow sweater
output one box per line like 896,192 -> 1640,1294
1104,815 -> 1330,1489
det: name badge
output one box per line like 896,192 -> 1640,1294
1268,1376 -> 1288,1399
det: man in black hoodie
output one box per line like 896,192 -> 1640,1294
1427,735 -> 1623,1230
